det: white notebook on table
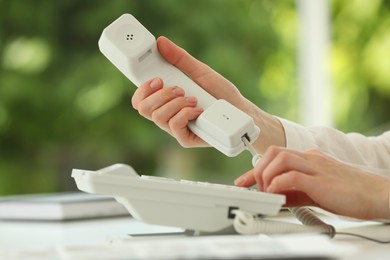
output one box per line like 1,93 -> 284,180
0,192 -> 128,221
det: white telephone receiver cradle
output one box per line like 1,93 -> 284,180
72,164 -> 285,234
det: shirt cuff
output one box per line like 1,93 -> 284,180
276,117 -> 318,152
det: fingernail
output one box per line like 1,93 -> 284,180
186,96 -> 197,105
150,78 -> 161,88
234,176 -> 246,186
173,87 -> 184,96
194,107 -> 204,114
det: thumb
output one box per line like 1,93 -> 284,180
156,36 -> 212,81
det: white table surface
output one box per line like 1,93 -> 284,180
0,213 -> 389,259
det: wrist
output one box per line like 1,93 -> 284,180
237,98 -> 286,154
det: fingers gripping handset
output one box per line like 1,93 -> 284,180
98,14 -> 260,156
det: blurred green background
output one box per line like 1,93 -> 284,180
0,0 -> 389,195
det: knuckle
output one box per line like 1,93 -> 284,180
136,103 -> 148,117
151,110 -> 165,126
163,86 -> 179,98
168,115 -> 181,130
276,151 -> 292,163
132,85 -> 149,108
169,108 -> 190,128
265,145 -> 281,156
286,170 -> 301,181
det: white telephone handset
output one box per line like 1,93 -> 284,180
98,14 -> 259,157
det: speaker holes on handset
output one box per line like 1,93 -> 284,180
126,34 -> 134,41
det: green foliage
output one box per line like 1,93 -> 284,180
0,0 -> 388,195
331,0 -> 390,132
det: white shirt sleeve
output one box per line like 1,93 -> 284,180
277,117 -> 390,173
